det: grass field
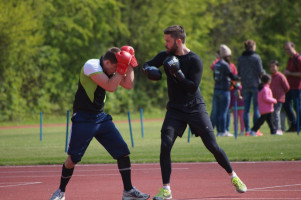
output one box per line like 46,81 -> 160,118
0,118 -> 300,166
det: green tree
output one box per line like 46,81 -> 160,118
117,0 -> 220,113
256,0 -> 301,69
0,0 -> 44,120
41,0 -> 130,114
208,0 -> 301,69
1,0 -> 301,122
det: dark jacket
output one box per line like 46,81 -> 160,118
213,59 -> 238,90
237,50 -> 265,89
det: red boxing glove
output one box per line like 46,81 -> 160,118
116,51 -> 132,75
121,45 -> 138,67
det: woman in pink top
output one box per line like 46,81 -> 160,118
269,60 -> 290,134
250,74 -> 279,136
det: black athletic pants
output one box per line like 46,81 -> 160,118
251,112 -> 276,134
160,106 -> 233,184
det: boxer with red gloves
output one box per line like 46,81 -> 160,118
116,50 -> 133,75
49,47 -> 150,200
121,45 -> 138,67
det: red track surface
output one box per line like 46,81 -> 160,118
1,161 -> 301,200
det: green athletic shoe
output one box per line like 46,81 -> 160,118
232,176 -> 247,193
153,188 -> 172,200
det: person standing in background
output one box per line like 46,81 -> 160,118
283,41 -> 301,132
210,50 -> 220,130
237,40 -> 265,136
269,60 -> 290,135
210,50 -> 238,135
213,44 -> 239,137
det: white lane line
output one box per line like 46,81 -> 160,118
248,183 -> 301,191
251,190 -> 301,192
173,198 -> 301,200
0,167 -> 186,173
0,174 -> 119,178
0,167 -> 187,176
0,161 -> 299,168
0,181 -> 42,188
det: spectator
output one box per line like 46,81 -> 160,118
250,74 -> 280,136
283,41 -> 301,132
270,60 -> 290,135
210,50 -> 238,135
210,50 -> 220,70
210,50 -> 220,130
229,81 -> 245,136
213,44 -> 239,136
280,108 -> 287,131
237,39 -> 265,135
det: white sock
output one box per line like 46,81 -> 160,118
230,171 -> 237,179
163,185 -> 170,191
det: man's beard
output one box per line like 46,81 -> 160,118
166,41 -> 178,54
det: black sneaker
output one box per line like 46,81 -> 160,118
286,125 -> 297,132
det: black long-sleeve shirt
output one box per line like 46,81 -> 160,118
144,50 -> 204,113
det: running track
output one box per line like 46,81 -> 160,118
1,161 -> 301,200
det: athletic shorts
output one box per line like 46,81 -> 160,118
161,104 -> 214,137
67,112 -> 130,163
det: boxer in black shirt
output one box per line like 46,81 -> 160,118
143,25 -> 247,200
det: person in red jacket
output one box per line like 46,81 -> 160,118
283,41 -> 301,132
270,60 -> 290,135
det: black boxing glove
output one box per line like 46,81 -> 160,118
163,56 -> 185,82
142,64 -> 162,81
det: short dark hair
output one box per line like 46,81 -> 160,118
103,47 -> 120,64
261,74 -> 271,84
164,25 -> 186,43
270,60 -> 279,67
244,40 -> 256,51
258,73 -> 271,91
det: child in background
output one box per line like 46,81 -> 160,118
269,60 -> 290,135
229,81 -> 245,135
249,74 -> 280,136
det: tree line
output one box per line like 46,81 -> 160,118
0,0 -> 300,121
